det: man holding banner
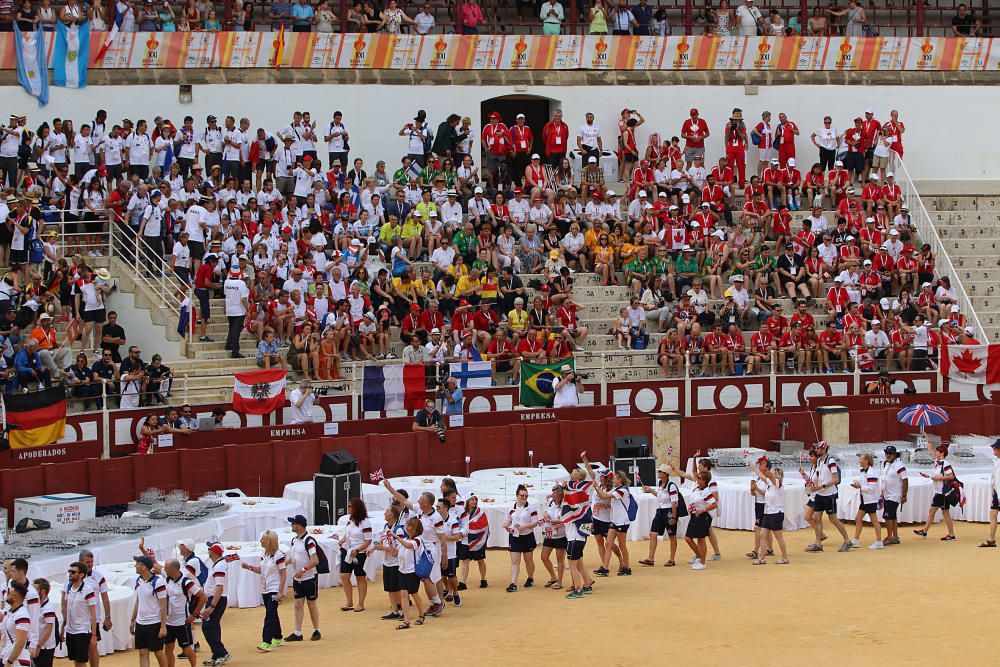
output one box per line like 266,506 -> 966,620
520,359 -> 580,408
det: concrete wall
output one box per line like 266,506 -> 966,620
10,81 -> 995,180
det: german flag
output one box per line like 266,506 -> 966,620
4,387 -> 66,449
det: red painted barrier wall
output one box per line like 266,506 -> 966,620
748,411 -> 822,449
679,413 -> 744,465
0,415 -> 650,510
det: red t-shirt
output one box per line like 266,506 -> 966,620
195,263 -> 215,289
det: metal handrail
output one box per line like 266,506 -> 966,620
889,151 -> 985,342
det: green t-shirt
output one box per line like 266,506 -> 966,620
626,257 -> 649,277
674,255 -> 700,275
453,230 -> 478,256
750,255 -> 776,273
648,256 -> 672,277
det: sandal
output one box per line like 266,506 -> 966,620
638,559 -> 655,566
354,607 -> 365,612
415,615 -> 426,626
664,560 -> 675,567
979,540 -> 997,548
775,558 -> 789,565
543,579 -> 557,588
752,558 -> 766,565
340,606 -> 354,612
745,551 -> 758,559
395,621 -> 410,630
551,583 -> 563,590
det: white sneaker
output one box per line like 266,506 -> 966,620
868,541 -> 884,550
93,249 -> 104,257
87,250 -> 97,257
850,539 -> 860,548
686,557 -> 696,564
691,561 -> 706,571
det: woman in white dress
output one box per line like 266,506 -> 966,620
714,0 -> 733,36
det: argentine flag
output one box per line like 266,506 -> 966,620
54,21 -> 91,89
13,24 -> 48,106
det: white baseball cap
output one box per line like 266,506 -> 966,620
474,186 -> 483,194
588,156 -> 597,163
516,113 -> 526,119
886,171 -> 894,178
965,327 -> 976,336
531,153 -> 540,160
638,190 -> 648,198
863,259 -> 873,265
787,158 -> 796,167
951,304 -> 960,312
690,220 -> 700,227
889,229 -> 899,235
681,193 -> 691,203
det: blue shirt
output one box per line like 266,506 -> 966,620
270,1 -> 291,29
291,3 -> 313,24
443,387 -> 464,415
258,339 -> 280,360
632,3 -> 652,32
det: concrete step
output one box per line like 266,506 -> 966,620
942,239 -> 1000,253
928,197 -> 1000,211
949,256 -> 1000,269
937,223 -> 1000,236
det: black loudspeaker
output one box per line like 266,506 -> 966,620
609,456 -> 656,487
313,472 -> 360,525
615,436 -> 650,458
320,450 -> 358,475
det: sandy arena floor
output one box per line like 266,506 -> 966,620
102,522 -> 995,666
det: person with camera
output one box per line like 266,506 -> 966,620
437,376 -> 463,416
552,363 -> 582,408
864,369 -> 894,394
288,379 -> 315,425
412,399 -> 446,442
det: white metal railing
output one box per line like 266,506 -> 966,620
108,222 -> 194,345
890,151 -> 985,341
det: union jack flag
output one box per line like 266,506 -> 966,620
561,479 -> 594,525
466,507 -> 490,551
369,468 -> 385,483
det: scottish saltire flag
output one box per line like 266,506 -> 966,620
465,507 -> 489,550
560,479 -> 593,525
54,21 -> 91,88
449,361 -> 492,389
362,364 -> 425,412
13,25 -> 48,106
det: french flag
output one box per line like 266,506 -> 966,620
53,21 -> 90,89
466,507 -> 489,551
362,364 -> 426,412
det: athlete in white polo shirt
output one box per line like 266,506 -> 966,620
129,556 -> 167,665
803,441 -> 851,553
881,445 -> 909,546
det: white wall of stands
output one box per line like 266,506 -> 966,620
21,83 -> 998,181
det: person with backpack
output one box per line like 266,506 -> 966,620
800,441 -> 851,553
503,484 -> 539,593
914,443 -> 959,542
129,555 -> 168,667
390,517 -> 431,629
587,469 -> 633,577
161,558 -> 206,667
285,515 -> 322,642
639,464 -> 686,567
200,544 -> 230,666
684,471 -> 719,571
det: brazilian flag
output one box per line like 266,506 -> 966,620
519,359 -> 576,407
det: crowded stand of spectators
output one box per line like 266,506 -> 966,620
0,97 -> 974,400
0,0 -> 983,39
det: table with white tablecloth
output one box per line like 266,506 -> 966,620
470,466 -> 571,491
219,496 -> 305,541
47,582 -> 135,655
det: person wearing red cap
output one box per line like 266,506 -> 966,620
223,266 -> 250,359
200,544 -> 230,665
481,112 -> 511,189
681,108 -> 710,168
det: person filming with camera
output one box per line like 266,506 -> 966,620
438,376 -> 464,415
413,398 -> 447,442
553,364 -> 583,408
288,379 -> 316,424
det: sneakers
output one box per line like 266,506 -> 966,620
686,557 -> 697,564
593,567 -> 609,577
709,553 -> 722,561
691,561 -> 706,570
386,352 -> 398,359
940,534 -> 956,541
523,577 -> 534,588
257,643 -> 272,652
837,542 -> 852,552
850,539 -> 861,548
805,544 -> 823,553
381,610 -> 402,620
199,336 -> 214,342
457,582 -> 468,591
443,594 -> 454,602
426,603 -> 443,616
566,589 -> 583,599
506,583 -> 517,593
283,633 -> 303,642
453,594 -> 462,607
885,536 -> 901,545
268,639 -> 283,649
310,630 -> 321,641
479,579 -> 488,588
581,585 -> 593,595
617,567 -> 632,576
868,541 -> 884,550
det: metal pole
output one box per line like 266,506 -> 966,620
852,347 -> 861,395
599,351 -> 607,407
101,380 -> 110,459
183,374 -> 189,404
769,349 -> 777,408
684,350 -> 692,416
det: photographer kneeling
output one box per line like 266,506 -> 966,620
438,376 -> 464,415
553,363 -> 583,408
413,398 -> 447,442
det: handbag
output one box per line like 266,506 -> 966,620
413,542 -> 434,579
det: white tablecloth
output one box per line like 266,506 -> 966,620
219,496 -> 304,541
469,466 -> 571,490
48,582 -> 135,655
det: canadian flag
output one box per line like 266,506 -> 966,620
233,368 -> 287,414
939,343 -> 1000,385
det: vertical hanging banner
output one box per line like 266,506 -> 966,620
53,21 -> 90,88
13,24 -> 48,106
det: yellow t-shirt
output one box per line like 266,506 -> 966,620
456,275 -> 482,297
447,264 -> 469,279
414,278 -> 433,298
507,309 -> 528,332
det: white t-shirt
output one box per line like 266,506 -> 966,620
63,581 -> 97,634
133,574 -> 167,625
222,129 -> 244,161
609,486 -> 631,526
184,204 -> 207,243
289,534 -> 318,581
736,3 -> 762,34
164,574 -> 200,626
288,387 -> 315,424
343,518 -> 373,552
102,135 -> 123,166
578,123 -> 601,149
857,466 -> 881,504
763,478 -> 784,514
126,133 -> 152,166
325,122 -> 347,152
0,126 -> 23,158
258,550 -> 286,595
813,126 -> 839,151
172,241 -> 191,269
37,598 -> 57,650
206,558 -> 228,599
882,458 -> 908,502
816,455 -> 839,497
223,277 -> 249,316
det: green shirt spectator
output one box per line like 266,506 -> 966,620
674,254 -> 700,276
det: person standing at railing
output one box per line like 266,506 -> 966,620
138,190 -> 165,278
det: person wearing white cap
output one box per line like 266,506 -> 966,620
510,113 -> 534,187
580,155 -> 604,200
222,266 -> 249,359
864,319 -> 892,369
524,153 -> 550,198
881,170 -> 901,217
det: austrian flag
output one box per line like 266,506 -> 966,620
233,368 -> 287,414
939,343 -> 1000,385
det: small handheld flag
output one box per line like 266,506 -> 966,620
369,468 -> 385,483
